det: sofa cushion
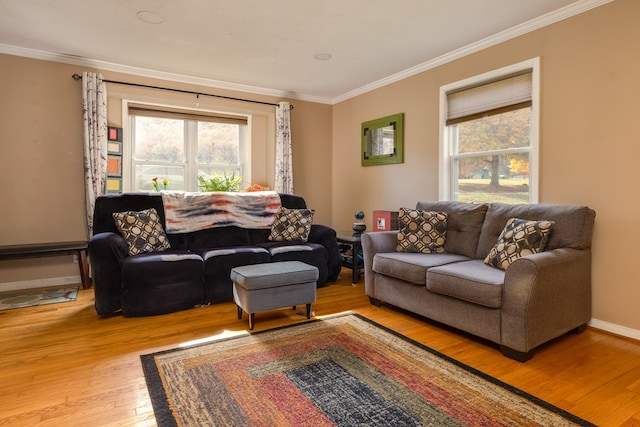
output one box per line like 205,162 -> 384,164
476,203 -> 596,259
427,260 -> 505,308
120,252 -> 204,316
112,208 -> 171,256
268,207 -> 314,242
264,243 -> 329,287
202,247 -> 271,303
182,226 -> 251,252
484,218 -> 554,270
373,252 -> 470,285
396,208 -> 447,253
415,201 -> 488,258
94,193 -> 165,235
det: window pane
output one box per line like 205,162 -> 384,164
129,108 -> 248,192
134,164 -> 185,192
133,116 -> 185,162
456,107 -> 531,154
197,165 -> 242,179
454,153 -> 530,204
197,122 -> 240,165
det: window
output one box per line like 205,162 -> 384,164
440,59 -> 539,204
127,104 -> 248,192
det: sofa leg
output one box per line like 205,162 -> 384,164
368,297 -> 382,307
573,323 -> 588,334
500,345 -> 535,362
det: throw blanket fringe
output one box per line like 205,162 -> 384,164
161,191 -> 281,234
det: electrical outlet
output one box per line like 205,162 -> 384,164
73,254 -> 79,263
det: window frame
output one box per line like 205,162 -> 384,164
438,58 -> 540,203
120,100 -> 249,193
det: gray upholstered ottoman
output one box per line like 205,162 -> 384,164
231,261 -> 319,330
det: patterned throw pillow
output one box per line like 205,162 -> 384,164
112,208 -> 171,256
484,217 -> 554,270
268,207 -> 315,242
396,208 -> 448,253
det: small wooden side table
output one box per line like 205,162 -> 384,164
336,232 -> 364,284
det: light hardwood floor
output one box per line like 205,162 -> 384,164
1,269 -> 639,426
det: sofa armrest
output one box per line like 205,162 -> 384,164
308,224 -> 341,282
88,232 -> 129,316
361,231 -> 397,298
501,248 -> 592,353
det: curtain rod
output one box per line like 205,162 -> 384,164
71,73 -> 291,108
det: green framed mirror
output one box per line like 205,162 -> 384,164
361,113 -> 404,166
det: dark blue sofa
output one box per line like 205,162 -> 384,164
89,193 -> 341,317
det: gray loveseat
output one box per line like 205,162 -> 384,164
362,201 -> 596,361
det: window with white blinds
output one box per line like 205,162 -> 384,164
439,59 -> 539,204
446,71 -> 532,125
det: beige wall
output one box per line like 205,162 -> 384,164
0,56 -> 332,284
332,0 -> 640,331
1,0 -> 638,333
0,57 -> 86,282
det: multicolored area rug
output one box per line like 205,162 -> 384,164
0,285 -> 78,311
141,313 -> 594,427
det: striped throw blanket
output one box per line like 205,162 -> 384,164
161,191 -> 282,234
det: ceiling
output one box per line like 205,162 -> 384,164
0,0 -> 608,104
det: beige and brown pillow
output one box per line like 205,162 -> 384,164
113,208 -> 171,256
484,217 -> 554,270
268,207 -> 315,242
396,207 -> 447,253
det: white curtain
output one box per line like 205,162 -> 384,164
275,101 -> 293,194
82,72 -> 108,236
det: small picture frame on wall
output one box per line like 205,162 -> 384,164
107,155 -> 122,177
106,177 -> 122,193
108,126 -> 123,142
107,140 -> 122,155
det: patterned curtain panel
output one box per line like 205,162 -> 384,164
82,72 -> 108,236
275,101 -> 293,194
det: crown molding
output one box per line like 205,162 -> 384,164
331,0 -> 614,104
0,43 -> 334,105
0,0 -> 613,106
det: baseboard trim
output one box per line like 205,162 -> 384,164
0,276 -> 81,292
589,318 -> 640,341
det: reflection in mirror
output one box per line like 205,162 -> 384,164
366,124 -> 395,157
